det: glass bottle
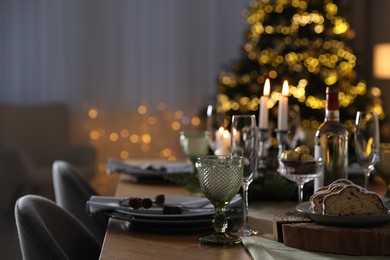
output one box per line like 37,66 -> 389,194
314,86 -> 348,191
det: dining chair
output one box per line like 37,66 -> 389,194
14,194 -> 101,260
52,160 -> 108,245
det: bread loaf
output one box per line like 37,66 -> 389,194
310,179 -> 353,212
322,185 -> 388,216
309,179 -> 388,216
310,185 -> 345,212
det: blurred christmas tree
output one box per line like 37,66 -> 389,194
217,0 -> 384,133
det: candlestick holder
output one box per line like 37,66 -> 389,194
257,128 -> 270,171
275,129 -> 289,157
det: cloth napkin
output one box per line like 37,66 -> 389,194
86,194 -> 242,216
241,232 -> 389,260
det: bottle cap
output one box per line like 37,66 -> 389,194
326,86 -> 339,110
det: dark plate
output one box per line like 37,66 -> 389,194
106,207 -> 240,233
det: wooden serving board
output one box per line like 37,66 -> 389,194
273,213 -> 390,256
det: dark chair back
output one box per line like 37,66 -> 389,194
14,195 -> 101,260
52,160 -> 108,245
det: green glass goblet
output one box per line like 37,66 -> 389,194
195,155 -> 243,246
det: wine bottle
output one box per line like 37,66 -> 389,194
314,86 -> 348,191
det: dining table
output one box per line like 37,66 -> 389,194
98,174 -> 390,260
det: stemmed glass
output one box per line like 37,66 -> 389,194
206,104 -> 226,154
278,158 -> 323,204
179,130 -> 209,162
354,111 -> 380,189
286,105 -> 302,149
276,105 -> 302,156
230,115 -> 259,236
179,131 -> 210,194
195,155 -> 243,246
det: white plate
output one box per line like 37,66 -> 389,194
296,200 -> 390,227
106,158 -> 193,178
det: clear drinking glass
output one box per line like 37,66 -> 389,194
278,158 -> 323,204
195,155 -> 243,246
230,115 -> 260,236
286,105 -> 302,149
206,104 -> 226,154
354,111 -> 380,189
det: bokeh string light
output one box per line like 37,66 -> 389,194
83,103 -> 203,175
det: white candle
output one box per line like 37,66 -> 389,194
259,78 -> 270,129
278,80 -> 289,131
215,127 -> 230,155
221,130 -> 231,155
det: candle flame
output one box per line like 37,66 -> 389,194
263,78 -> 270,96
282,80 -> 289,96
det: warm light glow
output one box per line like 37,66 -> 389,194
282,80 -> 289,96
171,121 -> 181,130
129,134 -> 139,143
222,130 -> 230,139
141,134 -> 151,144
120,129 -> 129,138
373,44 -> 390,79
263,78 -> 270,96
191,117 -> 201,126
218,126 -> 224,135
109,132 -> 119,142
160,148 -> 172,158
138,105 -> 147,115
120,150 -> 129,159
88,109 -> 98,119
90,130 -> 99,140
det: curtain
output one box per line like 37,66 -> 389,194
0,0 -> 249,162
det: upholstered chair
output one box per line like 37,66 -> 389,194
53,160 -> 108,245
14,195 -> 101,260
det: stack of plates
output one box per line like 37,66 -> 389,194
87,195 -> 241,232
106,158 -> 194,178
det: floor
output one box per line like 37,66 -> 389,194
0,210 -> 22,259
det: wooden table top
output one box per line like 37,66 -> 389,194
98,176 -> 253,260
98,173 -> 389,259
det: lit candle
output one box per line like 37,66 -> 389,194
259,78 -> 270,129
221,130 -> 231,155
214,127 -> 231,155
278,80 -> 289,131
215,129 -> 231,155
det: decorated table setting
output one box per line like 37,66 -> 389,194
90,79 -> 390,259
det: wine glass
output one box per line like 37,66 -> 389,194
230,115 -> 259,236
179,130 -> 209,162
179,131 -> 209,194
354,111 -> 380,189
286,105 -> 302,149
206,104 -> 226,154
195,155 -> 243,246
278,158 -> 323,204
